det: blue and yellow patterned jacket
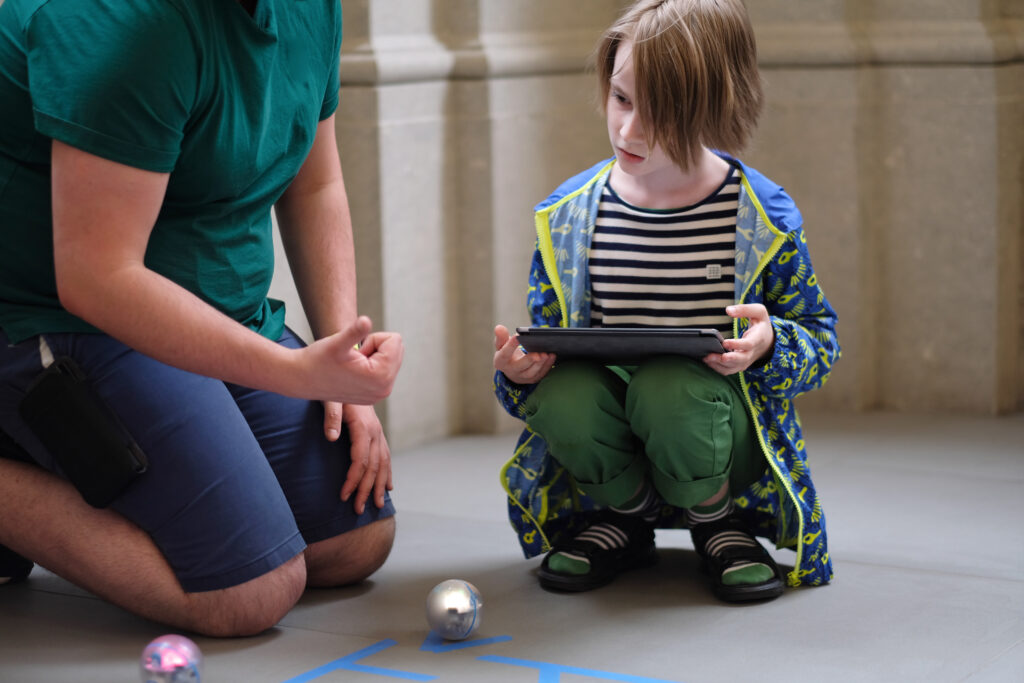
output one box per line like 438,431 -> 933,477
493,154 -> 840,588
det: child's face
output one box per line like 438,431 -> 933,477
606,40 -> 677,180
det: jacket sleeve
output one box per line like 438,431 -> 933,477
493,244 -> 561,418
743,227 -> 840,400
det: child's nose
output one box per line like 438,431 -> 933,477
620,112 -> 642,142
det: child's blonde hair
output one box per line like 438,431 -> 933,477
596,0 -> 763,171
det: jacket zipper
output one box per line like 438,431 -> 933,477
736,174 -> 806,587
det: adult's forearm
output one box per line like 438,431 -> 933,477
46,136 -> 383,404
274,116 -> 359,341
275,175 -> 357,340
58,261 -> 307,398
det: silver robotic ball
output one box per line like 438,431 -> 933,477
425,579 -> 483,641
139,634 -> 203,683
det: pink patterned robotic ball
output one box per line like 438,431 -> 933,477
140,634 -> 203,683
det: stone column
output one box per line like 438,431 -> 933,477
325,0 -> 628,448
747,0 -> 1023,414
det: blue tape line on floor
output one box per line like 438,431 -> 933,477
420,631 -> 514,652
282,639 -> 436,682
283,638 -> 686,683
477,654 -> 686,683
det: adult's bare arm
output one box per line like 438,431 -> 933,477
274,116 -> 401,512
50,139 -> 397,405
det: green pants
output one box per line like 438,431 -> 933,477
523,356 -> 765,509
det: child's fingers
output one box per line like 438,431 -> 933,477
726,303 -> 769,322
492,325 -> 554,382
494,324 -> 511,351
494,333 -> 528,376
520,352 -> 549,373
704,353 -> 739,376
703,355 -> 727,375
723,337 -> 755,353
506,350 -> 554,383
494,332 -> 518,361
718,348 -> 745,370
519,355 -> 552,382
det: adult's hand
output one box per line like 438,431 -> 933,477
703,304 -> 775,376
493,324 -> 555,384
337,403 -> 392,514
298,316 -> 403,405
322,401 -> 344,442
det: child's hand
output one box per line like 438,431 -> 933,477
703,304 -> 775,376
493,324 -> 556,384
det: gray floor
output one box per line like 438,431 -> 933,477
1,412 -> 1022,683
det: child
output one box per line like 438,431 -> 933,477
493,0 -> 839,602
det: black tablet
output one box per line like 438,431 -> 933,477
515,327 -> 725,362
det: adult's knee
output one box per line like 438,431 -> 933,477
305,516 -> 396,588
186,553 -> 307,637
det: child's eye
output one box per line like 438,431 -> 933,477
612,92 -> 630,105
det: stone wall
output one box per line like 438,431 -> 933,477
745,0 -> 1024,415
264,0 -> 1024,448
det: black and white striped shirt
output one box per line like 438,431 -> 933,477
589,170 -> 739,335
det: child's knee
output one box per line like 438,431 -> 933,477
628,358 -> 741,482
525,361 -> 623,435
628,356 -> 720,418
536,361 -> 611,398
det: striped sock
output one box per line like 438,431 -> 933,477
687,497 -> 773,586
610,481 -> 661,522
548,482 -> 658,576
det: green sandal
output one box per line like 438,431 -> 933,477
690,514 -> 784,602
538,512 -> 657,592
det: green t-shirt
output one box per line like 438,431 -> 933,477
0,0 -> 342,343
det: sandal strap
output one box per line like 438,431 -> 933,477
690,515 -> 759,559
548,511 -> 653,562
538,511 -> 659,592
688,514 -> 785,602
711,542 -> 776,571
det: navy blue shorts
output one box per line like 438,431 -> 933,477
0,328 -> 395,592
